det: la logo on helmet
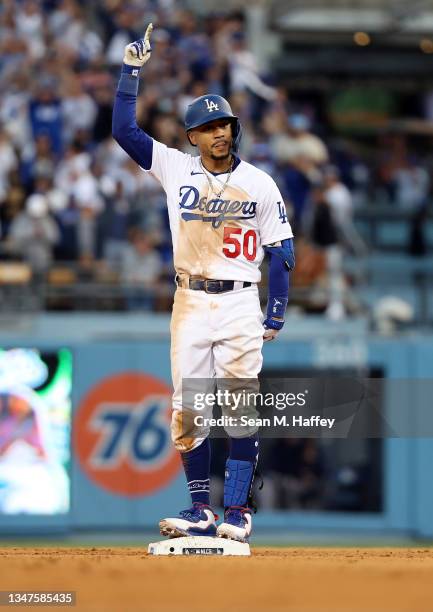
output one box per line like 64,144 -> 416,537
205,98 -> 219,112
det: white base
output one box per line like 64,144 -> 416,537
147,536 -> 250,556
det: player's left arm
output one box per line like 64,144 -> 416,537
262,238 -> 295,342
256,175 -> 295,342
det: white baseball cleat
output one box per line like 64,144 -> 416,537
159,502 -> 218,538
216,506 -> 252,543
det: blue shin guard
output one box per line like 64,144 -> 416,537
223,459 -> 255,508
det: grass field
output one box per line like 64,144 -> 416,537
1,545 -> 433,611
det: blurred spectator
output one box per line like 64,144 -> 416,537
0,73 -> 32,152
328,139 -> 370,208
34,174 -> 69,217
29,78 -> 63,155
322,165 -> 367,258
291,237 -> 327,292
311,185 -> 346,320
92,85 -> 114,143
380,135 -> 430,210
61,75 -> 97,145
275,114 -> 328,166
99,179 -> 133,271
393,161 -> 430,211
73,170 -> 105,262
0,125 -> 18,215
49,0 -> 103,65
106,6 -> 141,67
228,31 -> 277,102
20,133 -> 56,190
0,4 -> 28,82
120,228 -> 163,310
271,114 -> 328,228
16,0 -> 45,61
0,170 -> 26,240
55,140 -> 91,197
7,194 -> 60,277
249,141 -> 277,177
176,10 -> 213,81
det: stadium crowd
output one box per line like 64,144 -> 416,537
0,0 -> 431,315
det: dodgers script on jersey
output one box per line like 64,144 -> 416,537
141,140 -> 293,282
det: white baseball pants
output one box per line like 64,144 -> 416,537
170,284 -> 264,452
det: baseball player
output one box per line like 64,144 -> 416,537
112,24 -> 294,543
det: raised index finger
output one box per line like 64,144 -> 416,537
144,22 -> 153,44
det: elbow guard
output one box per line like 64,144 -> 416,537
264,238 -> 295,271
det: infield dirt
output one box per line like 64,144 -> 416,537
1,547 -> 432,611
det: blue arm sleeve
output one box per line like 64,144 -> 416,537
112,66 -> 153,170
267,253 -> 289,319
264,239 -> 293,329
269,252 -> 289,303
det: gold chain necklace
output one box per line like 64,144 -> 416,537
199,157 -> 233,199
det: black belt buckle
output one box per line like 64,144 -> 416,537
204,279 -> 224,294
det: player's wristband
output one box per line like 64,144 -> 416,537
263,316 -> 284,331
122,63 -> 140,76
117,64 -> 140,96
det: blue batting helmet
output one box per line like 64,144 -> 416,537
184,94 -> 242,152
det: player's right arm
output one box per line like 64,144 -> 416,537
112,24 -> 154,170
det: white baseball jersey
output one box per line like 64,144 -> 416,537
142,140 -> 293,282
